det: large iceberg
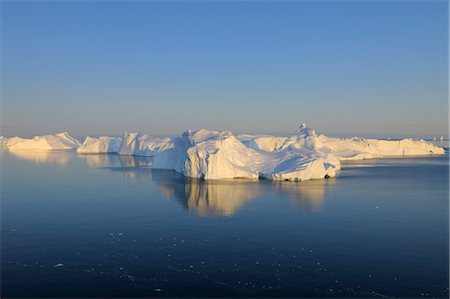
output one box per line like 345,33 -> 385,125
5,132 -> 80,150
151,128 -> 338,181
244,124 -> 445,159
118,132 -> 172,156
314,135 -> 445,160
77,136 -> 122,154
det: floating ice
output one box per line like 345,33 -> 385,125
151,128 -> 338,181
244,124 -> 444,159
2,124 -> 444,181
6,132 -> 80,150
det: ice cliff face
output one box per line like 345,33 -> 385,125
118,132 -> 172,156
77,136 -> 122,154
2,124 -> 445,181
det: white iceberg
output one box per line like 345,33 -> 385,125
151,129 -> 338,181
245,124 -> 445,160
2,124 -> 444,182
5,132 -> 80,150
314,135 -> 445,160
94,124 -> 445,181
118,132 -> 171,156
77,136 -> 122,154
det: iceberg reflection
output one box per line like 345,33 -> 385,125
117,155 -> 152,180
78,153 -> 120,167
151,171 -> 333,216
272,178 -> 336,213
152,171 -> 261,217
6,149 -> 74,166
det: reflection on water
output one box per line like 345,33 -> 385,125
5,150 -> 335,215
118,155 -> 152,168
6,149 -> 74,166
114,155 -> 153,180
78,153 -> 119,167
2,150 -> 448,298
273,179 -> 336,213
152,171 -> 262,216
151,170 -> 332,216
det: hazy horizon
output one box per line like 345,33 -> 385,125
2,1 -> 448,138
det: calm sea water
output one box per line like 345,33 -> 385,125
1,149 -> 448,298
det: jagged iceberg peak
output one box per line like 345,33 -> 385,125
277,123 -> 318,151
296,123 -> 318,138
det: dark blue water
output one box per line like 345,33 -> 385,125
1,150 -> 448,298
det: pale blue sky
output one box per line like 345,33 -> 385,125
2,1 -> 448,138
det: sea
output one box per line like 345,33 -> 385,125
1,148 -> 448,298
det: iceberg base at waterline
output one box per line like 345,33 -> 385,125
1,124 -> 445,182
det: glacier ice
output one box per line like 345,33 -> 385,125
151,128 -> 337,181
77,136 -> 122,154
118,132 -> 172,156
2,124 -> 445,181
244,124 -> 445,159
5,132 -> 80,150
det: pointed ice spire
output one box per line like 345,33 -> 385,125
297,123 -> 317,138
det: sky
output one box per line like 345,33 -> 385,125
1,1 -> 448,138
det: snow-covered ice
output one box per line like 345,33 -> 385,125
5,132 -> 80,150
243,124 -> 445,160
151,128 -> 339,181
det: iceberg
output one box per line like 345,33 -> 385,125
77,136 -> 122,154
313,135 -> 445,160
151,129 -> 338,181
5,132 -> 80,150
240,134 -> 288,152
2,124 -> 444,181
245,124 -> 445,159
118,132 -> 171,156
